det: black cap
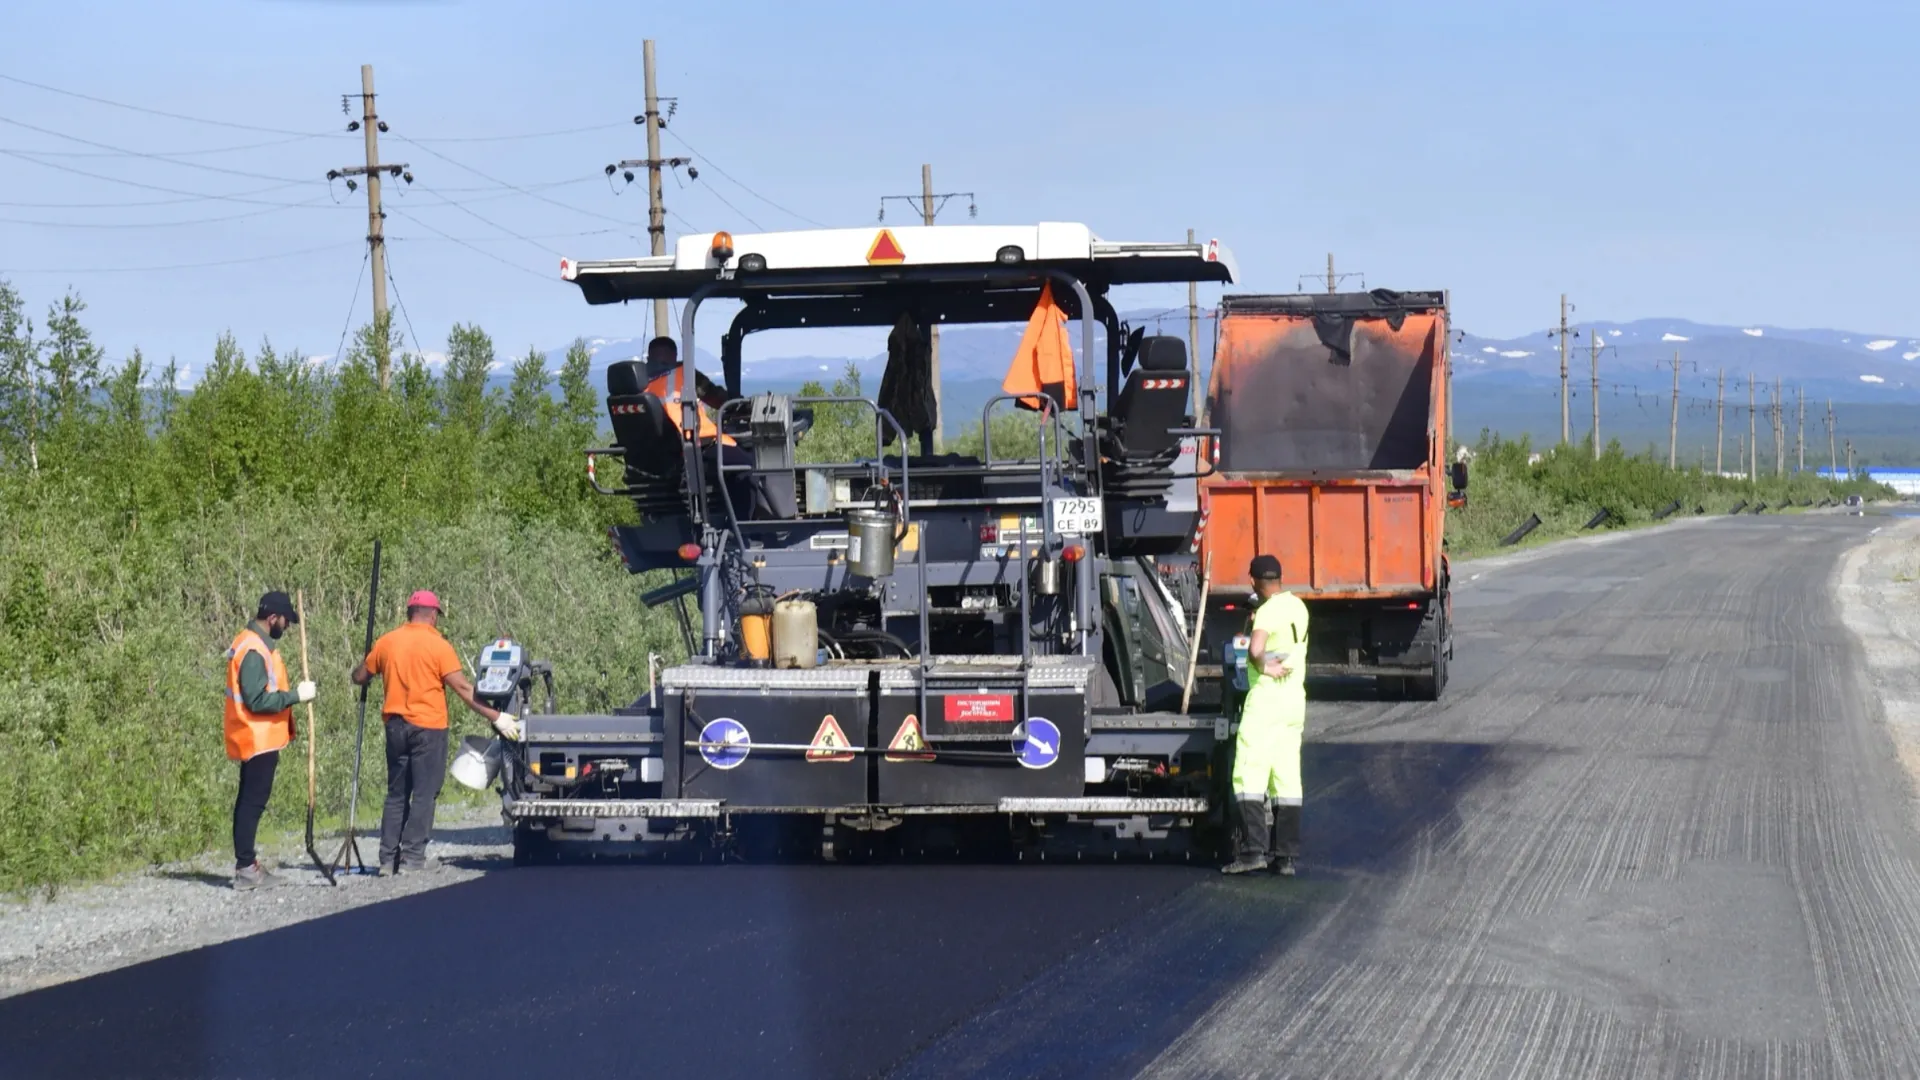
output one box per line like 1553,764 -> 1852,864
257,590 -> 299,623
1249,554 -> 1283,581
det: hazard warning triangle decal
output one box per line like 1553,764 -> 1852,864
807,715 -> 856,762
885,714 -> 935,762
865,228 -> 906,265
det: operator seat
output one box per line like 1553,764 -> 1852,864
605,360 -> 700,517
1101,335 -> 1191,497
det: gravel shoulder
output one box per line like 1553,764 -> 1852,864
0,802 -> 511,1000
1837,514 -> 1920,806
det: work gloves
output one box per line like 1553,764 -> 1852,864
296,680 -> 317,703
493,712 -> 522,741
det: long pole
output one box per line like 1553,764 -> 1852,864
359,65 -> 390,388
1589,330 -> 1601,459
296,590 -> 335,886
1796,387 -> 1805,473
1179,552 -> 1214,715
1188,229 -> 1203,418
1748,374 -> 1757,484
333,538 -> 381,875
1668,351 -> 1681,468
1558,294 -> 1571,446
922,164 -> 943,453
643,40 -> 670,342
1715,368 -> 1725,474
1827,400 -> 1837,479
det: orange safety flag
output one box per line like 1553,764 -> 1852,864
1003,282 -> 1077,412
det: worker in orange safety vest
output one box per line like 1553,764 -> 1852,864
643,336 -> 795,519
224,590 -> 317,891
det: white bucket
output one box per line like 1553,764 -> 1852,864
450,735 -> 503,791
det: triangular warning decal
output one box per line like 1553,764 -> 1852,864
885,714 -> 935,762
866,228 -> 906,265
807,714 -> 856,762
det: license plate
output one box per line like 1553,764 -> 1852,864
1051,496 -> 1104,536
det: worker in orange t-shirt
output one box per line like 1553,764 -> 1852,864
350,590 -> 517,874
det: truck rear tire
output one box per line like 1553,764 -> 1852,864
1408,646 -> 1448,701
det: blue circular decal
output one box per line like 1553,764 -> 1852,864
699,717 -> 751,770
1013,717 -> 1061,770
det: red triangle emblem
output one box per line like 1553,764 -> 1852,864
806,714 -> 857,762
885,714 -> 935,762
866,228 -> 906,265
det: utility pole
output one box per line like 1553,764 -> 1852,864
1298,254 -> 1362,293
327,64 -> 411,390
1747,374 -> 1757,484
1715,368 -> 1725,474
1187,228 -> 1201,422
1796,387 -> 1805,473
1846,439 -> 1856,480
1589,329 -> 1602,459
1826,400 -> 1837,479
642,41 -> 670,342
922,165 -> 943,452
1738,432 -> 1746,478
1558,294 -> 1571,447
1668,351 -> 1681,469
1771,377 -> 1785,479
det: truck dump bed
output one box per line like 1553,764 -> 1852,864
1200,290 -> 1449,600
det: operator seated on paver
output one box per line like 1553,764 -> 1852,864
350,590 -> 520,874
642,336 -> 796,520
224,590 -> 319,891
1223,554 -> 1310,876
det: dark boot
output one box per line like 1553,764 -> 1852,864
1222,798 -> 1272,874
1269,803 -> 1301,876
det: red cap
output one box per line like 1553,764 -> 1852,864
407,589 -> 442,611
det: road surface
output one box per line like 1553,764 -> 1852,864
4,513 -> 1918,1079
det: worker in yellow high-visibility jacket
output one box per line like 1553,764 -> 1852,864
1224,554 -> 1309,876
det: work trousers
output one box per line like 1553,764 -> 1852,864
1231,683 -> 1305,861
232,750 -> 280,869
379,717 -> 448,870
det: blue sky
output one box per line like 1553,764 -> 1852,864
1,0 -> 1915,374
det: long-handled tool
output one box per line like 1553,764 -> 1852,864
1179,551 -> 1214,715
332,538 -> 380,876
296,589 -> 336,886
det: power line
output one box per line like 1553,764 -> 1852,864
0,149 -> 325,205
690,179 -> 765,232
406,182 -> 568,257
332,246 -> 372,367
0,182 -> 310,208
386,208 -> 556,283
392,134 -> 632,225
383,251 -> 426,361
0,240 -> 360,274
0,113 -> 319,183
663,127 -> 829,227
395,226 -> 628,244
0,72 -> 332,137
0,195 -> 342,228
408,122 -> 628,144
0,133 -> 329,158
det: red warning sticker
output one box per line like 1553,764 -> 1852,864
885,714 -> 935,762
806,714 -> 856,762
866,228 -> 906,265
944,695 -> 1014,723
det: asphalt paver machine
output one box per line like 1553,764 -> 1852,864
501,223 -> 1239,863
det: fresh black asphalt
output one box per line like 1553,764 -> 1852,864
3,512 -> 1916,1079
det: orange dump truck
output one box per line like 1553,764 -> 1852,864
1197,290 -> 1464,699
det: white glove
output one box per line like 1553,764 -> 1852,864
296,680 -> 317,703
493,712 -> 522,741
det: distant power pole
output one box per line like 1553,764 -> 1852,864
1771,377 -> 1785,478
1558,295 -> 1572,447
1795,387 -> 1805,473
922,164 -> 943,452
1826,400 -> 1837,479
1668,351 -> 1681,469
1298,254 -> 1362,293
326,64 -> 411,390
1747,374 -> 1758,484
1327,253 -> 1336,294
1187,228 -> 1201,421
1847,439 -> 1856,480
1715,368 -> 1726,474
1589,330 -> 1602,460
1738,432 -> 1747,478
